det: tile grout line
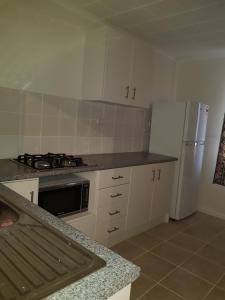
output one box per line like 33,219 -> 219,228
137,238 -> 220,299
130,221 -> 212,299
201,271 -> 225,300
158,283 -> 187,300
122,214 -> 225,299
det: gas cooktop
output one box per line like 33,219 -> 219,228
14,153 -> 90,171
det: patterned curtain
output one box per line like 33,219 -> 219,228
213,114 -> 225,185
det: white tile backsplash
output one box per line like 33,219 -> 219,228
0,86 -> 150,158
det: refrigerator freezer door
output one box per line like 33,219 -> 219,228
183,102 -> 200,142
175,142 -> 200,219
149,102 -> 186,157
197,104 -> 209,142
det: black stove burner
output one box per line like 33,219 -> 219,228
16,153 -> 88,170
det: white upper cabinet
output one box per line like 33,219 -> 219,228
130,39 -> 154,108
104,29 -> 133,105
83,26 -> 152,108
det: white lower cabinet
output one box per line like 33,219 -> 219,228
150,163 -> 175,225
126,162 -> 175,235
64,213 -> 96,240
2,162 -> 175,248
2,178 -> 39,204
95,168 -> 131,246
95,163 -> 175,245
108,284 -> 131,300
126,164 -> 155,232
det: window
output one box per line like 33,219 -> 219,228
213,114 -> 225,185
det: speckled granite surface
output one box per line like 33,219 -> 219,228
0,152 -> 177,182
0,184 -> 140,299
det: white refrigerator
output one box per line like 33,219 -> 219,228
149,102 -> 209,220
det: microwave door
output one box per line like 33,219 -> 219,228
38,185 -> 83,217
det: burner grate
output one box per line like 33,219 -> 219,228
15,153 -> 88,170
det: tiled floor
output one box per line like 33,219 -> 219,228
111,212 -> 225,300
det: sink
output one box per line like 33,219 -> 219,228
0,195 -> 106,300
0,200 -> 18,228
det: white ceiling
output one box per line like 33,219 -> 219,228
2,0 -> 225,60
79,0 -> 225,60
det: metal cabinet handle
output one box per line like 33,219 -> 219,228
157,169 -> 161,181
110,193 -> 122,198
30,191 -> 34,203
107,227 -> 119,233
125,86 -> 130,98
152,170 -> 156,181
112,176 -> 124,180
132,88 -> 136,100
109,210 -> 120,216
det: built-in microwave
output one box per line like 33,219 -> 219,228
38,174 -> 89,217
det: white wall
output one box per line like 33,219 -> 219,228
0,0 -> 87,99
0,0 -> 176,159
0,0 -> 176,103
176,58 -> 225,218
152,51 -> 176,103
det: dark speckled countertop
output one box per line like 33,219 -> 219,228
0,152 -> 177,182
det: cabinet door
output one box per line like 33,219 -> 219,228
151,163 -> 174,225
126,165 -> 155,232
3,178 -> 39,204
104,29 -> 133,105
65,213 -> 96,240
130,39 -> 154,108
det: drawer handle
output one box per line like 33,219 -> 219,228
108,227 -> 119,233
110,193 -> 122,198
109,210 -> 120,216
112,176 -> 124,180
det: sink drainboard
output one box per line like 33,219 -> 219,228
0,199 -> 105,300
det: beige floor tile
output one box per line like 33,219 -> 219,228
205,287 -> 225,300
181,255 -> 225,284
197,245 -> 225,267
210,232 -> 225,251
161,268 -> 212,300
111,240 -> 146,261
217,275 -> 225,290
169,233 -> 205,252
146,223 -> 183,240
129,232 -> 163,251
130,273 -> 156,300
202,215 -> 225,227
184,222 -> 223,242
133,252 -> 175,281
168,219 -> 191,231
140,284 -> 183,300
182,212 -> 209,225
151,241 -> 193,265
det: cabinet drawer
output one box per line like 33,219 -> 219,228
97,184 -> 129,209
95,216 -> 125,242
96,167 -> 131,189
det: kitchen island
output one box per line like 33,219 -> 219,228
0,184 -> 140,300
